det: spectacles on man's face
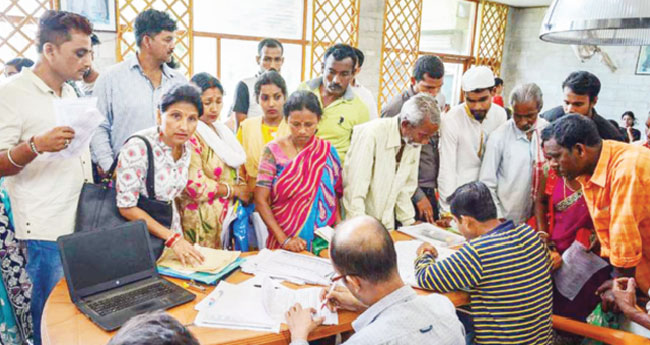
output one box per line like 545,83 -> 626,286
330,273 -> 347,283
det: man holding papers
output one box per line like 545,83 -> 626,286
415,182 -> 553,345
0,11 -> 95,345
285,216 -> 464,345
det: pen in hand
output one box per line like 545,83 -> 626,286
320,282 -> 337,311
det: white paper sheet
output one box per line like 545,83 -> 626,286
241,249 -> 334,286
315,226 -> 334,242
553,241 -> 609,301
40,97 -> 104,161
262,277 -> 338,325
194,277 -> 338,332
194,280 -> 281,332
395,240 -> 456,287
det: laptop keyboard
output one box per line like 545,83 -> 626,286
87,282 -> 175,316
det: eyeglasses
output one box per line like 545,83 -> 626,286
330,273 -> 346,283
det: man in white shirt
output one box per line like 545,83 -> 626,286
350,48 -> 378,120
343,94 -> 440,230
286,216 -> 465,345
231,38 -> 285,126
437,66 -> 507,214
479,83 -> 548,224
0,11 -> 94,344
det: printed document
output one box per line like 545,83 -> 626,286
41,97 -> 104,160
395,240 -> 455,287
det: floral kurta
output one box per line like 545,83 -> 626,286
179,132 -> 236,248
115,127 -> 191,235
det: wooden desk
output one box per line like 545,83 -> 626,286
42,231 -> 469,345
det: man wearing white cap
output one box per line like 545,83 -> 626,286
437,66 -> 507,214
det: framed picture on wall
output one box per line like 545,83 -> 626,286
636,46 -> 650,75
59,0 -> 117,32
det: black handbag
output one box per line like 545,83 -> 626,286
75,135 -> 172,260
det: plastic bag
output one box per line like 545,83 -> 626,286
231,200 -> 257,251
580,303 -> 621,345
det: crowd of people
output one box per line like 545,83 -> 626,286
2,7 -> 650,345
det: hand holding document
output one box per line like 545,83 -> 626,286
40,97 -> 104,161
395,240 -> 455,287
194,276 -> 338,333
157,246 -> 240,274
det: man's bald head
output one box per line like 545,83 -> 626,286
330,216 -> 397,283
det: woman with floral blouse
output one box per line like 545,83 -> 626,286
178,73 -> 248,248
116,83 -> 204,266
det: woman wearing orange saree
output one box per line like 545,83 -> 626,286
254,91 -> 342,252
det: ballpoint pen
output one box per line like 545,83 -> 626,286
320,282 -> 336,311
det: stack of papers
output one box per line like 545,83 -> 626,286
41,97 -> 105,161
398,223 -> 466,248
194,277 -> 338,332
241,249 -> 335,286
157,258 -> 244,285
157,247 -> 240,274
156,247 -> 242,285
395,240 -> 456,287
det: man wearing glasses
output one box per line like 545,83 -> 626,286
285,216 -> 464,345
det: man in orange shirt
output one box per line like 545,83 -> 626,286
542,114 -> 650,309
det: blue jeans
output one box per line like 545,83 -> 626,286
25,240 -> 63,345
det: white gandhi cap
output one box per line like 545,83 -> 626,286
461,66 -> 495,92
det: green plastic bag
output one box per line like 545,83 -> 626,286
580,303 -> 621,345
313,237 -> 329,257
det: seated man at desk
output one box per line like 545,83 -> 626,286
415,181 -> 554,345
285,216 -> 465,345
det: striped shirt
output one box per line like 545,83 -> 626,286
415,221 -> 553,345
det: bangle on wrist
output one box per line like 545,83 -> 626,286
165,233 -> 181,248
6,148 -> 23,168
281,236 -> 292,247
29,136 -> 42,155
224,183 -> 232,199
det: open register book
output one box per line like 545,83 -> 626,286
194,276 -> 337,332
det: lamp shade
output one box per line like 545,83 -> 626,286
539,0 -> 650,45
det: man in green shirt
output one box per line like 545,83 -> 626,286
298,44 -> 369,164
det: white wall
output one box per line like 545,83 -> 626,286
501,6 -> 650,126
93,32 -> 118,71
356,0 -> 385,97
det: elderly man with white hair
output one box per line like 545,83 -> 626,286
343,93 -> 440,230
437,66 -> 507,215
479,83 -> 548,224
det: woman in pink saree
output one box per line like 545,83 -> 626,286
254,91 -> 342,252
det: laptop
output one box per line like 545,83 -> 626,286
58,220 -> 195,331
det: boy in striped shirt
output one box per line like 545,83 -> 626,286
415,181 -> 553,345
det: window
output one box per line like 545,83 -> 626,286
420,0 -> 476,56
418,0 -> 478,106
193,0 -> 310,117
0,0 -> 54,67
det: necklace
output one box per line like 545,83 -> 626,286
562,177 -> 581,199
289,137 -> 302,155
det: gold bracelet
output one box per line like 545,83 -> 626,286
6,148 -> 24,168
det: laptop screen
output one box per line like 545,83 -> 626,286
60,221 -> 155,296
